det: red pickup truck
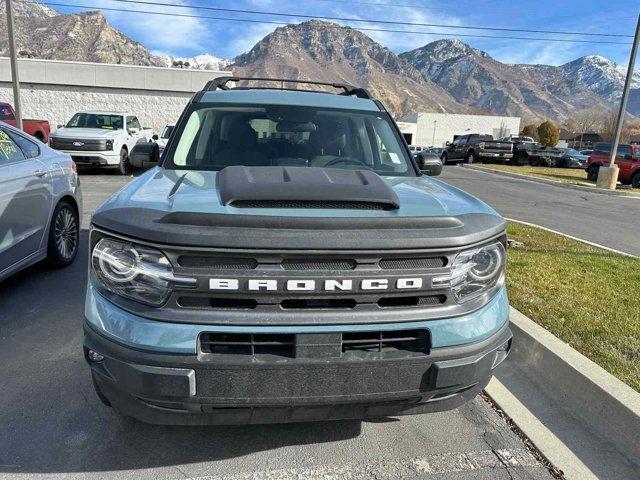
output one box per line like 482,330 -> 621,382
0,102 -> 51,143
586,142 -> 640,188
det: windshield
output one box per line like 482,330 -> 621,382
165,104 -> 415,176
161,125 -> 174,139
66,113 -> 124,130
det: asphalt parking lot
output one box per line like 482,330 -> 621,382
0,171 -> 555,480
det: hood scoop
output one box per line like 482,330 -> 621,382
219,166 -> 400,210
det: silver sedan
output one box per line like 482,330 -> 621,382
0,121 -> 82,281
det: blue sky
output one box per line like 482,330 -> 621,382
53,0 -> 639,65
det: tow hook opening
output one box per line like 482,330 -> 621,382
87,349 -> 105,363
492,339 -> 512,369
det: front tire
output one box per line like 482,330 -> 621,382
116,147 -> 130,175
632,172 -> 640,189
441,152 -> 448,165
587,164 -> 600,182
46,201 -> 79,268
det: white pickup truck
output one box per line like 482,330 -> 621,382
49,111 -> 152,174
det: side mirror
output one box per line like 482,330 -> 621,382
624,154 -> 633,160
130,142 -> 159,169
417,153 -> 443,176
152,134 -> 159,141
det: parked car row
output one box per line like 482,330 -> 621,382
586,143 -> 640,188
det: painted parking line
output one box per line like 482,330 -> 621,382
185,448 -> 545,480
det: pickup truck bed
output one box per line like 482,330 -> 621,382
0,103 -> 51,142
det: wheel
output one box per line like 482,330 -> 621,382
46,200 -> 79,268
92,372 -> 112,408
587,164 -> 600,182
441,152 -> 448,165
632,172 -> 640,189
466,152 -> 475,164
33,131 -> 45,142
116,147 -> 130,175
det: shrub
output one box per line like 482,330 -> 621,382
537,121 -> 559,147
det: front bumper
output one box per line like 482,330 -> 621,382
60,151 -> 120,167
84,287 -> 512,424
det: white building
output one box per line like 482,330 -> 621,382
0,57 -> 231,133
398,112 -> 521,148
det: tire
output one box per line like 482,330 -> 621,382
441,152 -> 448,165
632,172 -> 640,189
466,151 -> 475,164
46,200 -> 79,268
587,164 -> 600,182
33,131 -> 45,142
91,372 -> 112,408
116,147 -> 130,175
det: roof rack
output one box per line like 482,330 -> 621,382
201,76 -> 373,100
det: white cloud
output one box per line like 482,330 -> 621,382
99,0 -> 208,53
489,41 -> 580,66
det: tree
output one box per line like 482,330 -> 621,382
520,124 -> 539,140
599,109 -> 634,143
537,121 -> 559,147
565,109 -> 608,148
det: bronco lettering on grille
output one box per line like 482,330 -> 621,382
209,277 -> 424,292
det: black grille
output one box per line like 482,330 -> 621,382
281,298 -> 357,309
281,258 -> 357,270
230,200 -> 393,210
377,295 -> 446,308
178,297 -> 258,309
342,329 -> 430,354
50,137 -> 108,151
177,256 -> 257,269
200,333 -> 295,357
379,257 -> 446,269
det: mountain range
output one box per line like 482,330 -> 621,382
0,2 -> 637,121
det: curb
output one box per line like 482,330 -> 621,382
487,308 -> 640,475
463,165 -> 640,198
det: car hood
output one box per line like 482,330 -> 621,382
93,167 -> 505,250
52,127 -> 122,139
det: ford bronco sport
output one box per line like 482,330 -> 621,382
84,77 -> 512,425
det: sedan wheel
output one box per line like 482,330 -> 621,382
47,201 -> 79,268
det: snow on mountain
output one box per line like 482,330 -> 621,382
154,53 -> 231,70
561,55 -> 640,100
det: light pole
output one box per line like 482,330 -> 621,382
597,12 -> 640,190
432,120 -> 437,147
5,0 -> 23,130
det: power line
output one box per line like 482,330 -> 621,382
86,0 -> 636,38
21,0 -> 633,45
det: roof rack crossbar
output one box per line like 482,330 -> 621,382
201,76 -> 373,100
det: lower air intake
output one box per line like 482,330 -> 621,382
200,333 -> 295,357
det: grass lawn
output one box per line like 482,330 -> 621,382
506,222 -> 640,391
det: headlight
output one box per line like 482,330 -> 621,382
91,237 -> 195,306
434,241 -> 506,303
105,139 -> 114,151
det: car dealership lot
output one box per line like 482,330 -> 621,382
0,172 -> 553,480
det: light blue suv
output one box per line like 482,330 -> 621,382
84,77 -> 511,425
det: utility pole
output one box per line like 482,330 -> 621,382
5,0 -> 23,130
597,12 -> 640,190
432,120 -> 437,147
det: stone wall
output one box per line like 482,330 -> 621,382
0,57 -> 231,134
